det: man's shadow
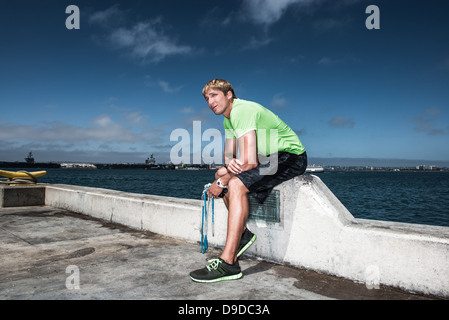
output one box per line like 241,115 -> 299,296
241,258 -> 275,276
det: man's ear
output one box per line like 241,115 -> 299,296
226,90 -> 233,100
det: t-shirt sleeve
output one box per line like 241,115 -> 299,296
230,106 -> 257,139
223,118 -> 236,139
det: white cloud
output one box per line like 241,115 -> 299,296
144,76 -> 183,94
0,117 -> 141,143
328,116 -> 355,128
200,7 -> 234,27
243,35 -> 273,50
109,21 -> 192,63
270,93 -> 288,108
157,80 -> 183,94
242,0 -> 314,26
318,55 -> 359,66
93,114 -> 114,128
88,4 -> 125,28
179,107 -> 194,114
90,6 -> 192,63
124,111 -> 148,125
413,107 -> 446,135
318,56 -> 337,65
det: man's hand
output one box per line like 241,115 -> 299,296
227,159 -> 243,174
207,181 -> 225,199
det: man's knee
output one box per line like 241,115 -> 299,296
228,176 -> 249,193
215,167 -> 228,180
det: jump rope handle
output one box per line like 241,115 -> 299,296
204,183 -> 228,199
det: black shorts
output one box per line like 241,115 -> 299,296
236,151 -> 307,203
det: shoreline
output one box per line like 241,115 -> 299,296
1,161 -> 449,172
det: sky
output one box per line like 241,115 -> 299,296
1,0 -> 448,166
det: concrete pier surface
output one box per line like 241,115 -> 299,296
0,206 -> 440,300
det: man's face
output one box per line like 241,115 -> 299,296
204,88 -> 233,116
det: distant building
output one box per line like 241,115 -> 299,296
60,163 -> 97,169
306,165 -> 324,173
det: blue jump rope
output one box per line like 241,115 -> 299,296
200,183 -> 227,254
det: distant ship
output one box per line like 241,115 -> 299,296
306,165 -> 324,173
145,154 -> 156,165
25,152 -> 35,164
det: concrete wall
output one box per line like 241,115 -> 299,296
40,175 -> 449,297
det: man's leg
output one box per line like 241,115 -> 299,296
189,169 -> 257,282
214,166 -> 228,181
220,176 -> 249,265
215,167 -> 230,209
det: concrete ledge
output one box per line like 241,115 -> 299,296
0,184 -> 45,207
44,184 -> 204,242
28,176 -> 448,297
250,176 -> 449,297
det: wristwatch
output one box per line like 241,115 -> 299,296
216,178 -> 226,188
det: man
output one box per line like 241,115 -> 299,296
189,79 -> 307,283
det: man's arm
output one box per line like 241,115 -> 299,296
224,137 -> 237,166
227,130 -> 258,174
208,130 -> 258,197
214,138 -> 237,181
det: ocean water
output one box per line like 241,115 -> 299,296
31,168 -> 449,228
319,171 -> 449,228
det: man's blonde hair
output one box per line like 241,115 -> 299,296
202,79 -> 237,100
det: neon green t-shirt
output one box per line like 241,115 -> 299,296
223,99 -> 305,156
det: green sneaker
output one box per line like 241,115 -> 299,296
237,228 -> 257,258
190,258 -> 242,283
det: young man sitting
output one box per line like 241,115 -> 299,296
189,79 -> 307,283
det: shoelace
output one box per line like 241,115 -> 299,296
206,258 -> 222,271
